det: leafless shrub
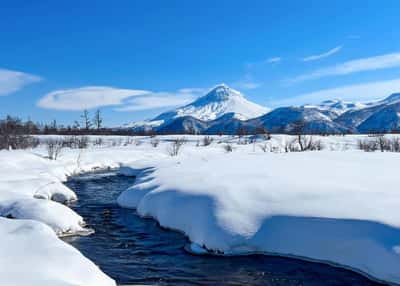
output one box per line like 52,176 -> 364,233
296,135 -> 323,151
259,143 -> 268,152
359,136 -> 400,152
223,143 -> 233,153
61,135 -> 89,149
270,146 -> 280,153
76,136 -> 89,149
167,137 -> 186,156
377,136 -> 390,152
61,136 -> 76,148
392,137 -> 400,152
45,139 -> 63,160
283,136 -> 322,152
150,137 -> 160,148
0,134 -> 39,150
93,138 -> 103,146
358,139 -> 378,152
202,136 -> 213,146
284,138 -> 297,152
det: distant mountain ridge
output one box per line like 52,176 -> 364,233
123,84 -> 400,134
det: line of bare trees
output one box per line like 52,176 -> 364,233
0,110 -> 149,150
0,116 -> 40,150
358,135 -> 400,152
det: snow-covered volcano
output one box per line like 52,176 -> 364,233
154,84 -> 269,122
124,84 -> 269,131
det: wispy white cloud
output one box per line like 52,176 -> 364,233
116,92 -> 196,111
265,57 -> 281,63
38,86 -> 148,110
290,52 -> 400,83
38,86 -> 205,111
271,78 -> 400,106
0,68 -> 42,96
245,56 -> 281,69
302,46 -> 342,62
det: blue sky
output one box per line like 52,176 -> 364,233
2,0 -> 400,126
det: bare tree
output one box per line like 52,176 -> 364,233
45,139 -> 63,160
284,135 -> 322,152
202,136 -> 213,146
0,116 -> 39,150
93,109 -> 103,130
150,137 -> 160,147
81,110 -> 92,130
392,137 -> 400,152
259,143 -> 268,152
93,137 -> 103,146
223,143 -> 233,152
359,136 -> 400,152
77,136 -> 89,149
377,135 -> 390,152
167,137 -> 186,156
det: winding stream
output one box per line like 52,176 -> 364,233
63,171 -> 387,286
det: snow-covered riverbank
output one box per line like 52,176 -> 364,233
1,134 -> 399,285
119,150 -> 400,284
0,140 -> 166,286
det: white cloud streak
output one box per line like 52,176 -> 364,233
245,56 -> 281,69
37,86 -> 205,111
266,57 -> 281,63
38,86 -> 148,110
116,94 -> 194,111
290,52 -> 400,83
302,46 -> 342,62
0,68 -> 42,96
271,78 -> 400,106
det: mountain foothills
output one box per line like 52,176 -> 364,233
124,84 -> 400,134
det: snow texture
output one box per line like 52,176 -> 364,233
117,136 -> 400,284
2,135 -> 400,285
0,217 -> 115,286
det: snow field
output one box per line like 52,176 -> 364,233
1,134 -> 400,285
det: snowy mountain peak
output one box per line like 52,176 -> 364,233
199,84 -> 243,102
151,84 -> 269,123
124,84 -> 269,131
382,93 -> 400,104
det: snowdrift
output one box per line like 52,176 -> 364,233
118,151 -> 400,284
0,217 -> 115,286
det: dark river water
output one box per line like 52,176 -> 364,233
63,172 -> 387,286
